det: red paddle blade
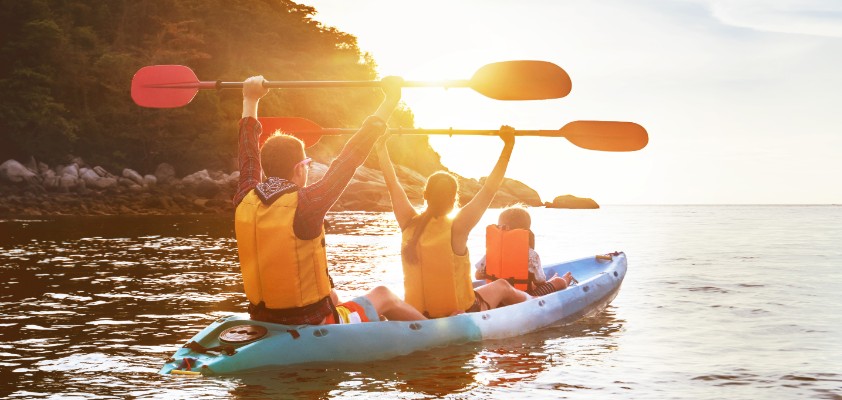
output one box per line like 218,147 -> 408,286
470,61 -> 572,100
258,117 -> 324,148
562,121 -> 648,152
131,65 -> 201,108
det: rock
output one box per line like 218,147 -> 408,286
80,168 -> 100,184
352,165 -> 383,183
155,163 -> 176,183
118,177 -> 136,187
122,168 -> 144,185
545,194 -> 600,209
43,175 -> 61,190
87,177 -> 117,190
182,169 -> 210,185
37,162 -> 50,176
143,174 -> 157,186
308,162 -> 327,183
25,157 -> 38,174
59,175 -> 78,191
93,166 -> 113,178
208,170 -> 225,181
182,169 -> 220,197
0,159 -> 39,183
61,164 -> 79,178
70,156 -> 86,167
499,178 -> 542,207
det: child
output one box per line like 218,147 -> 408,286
475,205 -> 574,296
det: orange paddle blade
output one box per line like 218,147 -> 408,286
131,65 -> 202,108
258,117 -> 324,148
470,61 -> 572,100
561,121 -> 648,152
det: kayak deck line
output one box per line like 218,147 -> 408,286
160,252 -> 627,375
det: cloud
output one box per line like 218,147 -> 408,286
709,0 -> 842,38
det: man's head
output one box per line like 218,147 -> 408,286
260,133 -> 309,186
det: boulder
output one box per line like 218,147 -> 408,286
182,169 -> 210,185
143,174 -> 157,187
37,161 -> 50,176
80,168 -> 101,185
61,164 -> 79,178
499,178 -> 542,207
545,194 -> 600,209
118,177 -> 137,187
87,177 -> 118,190
93,166 -> 113,178
122,168 -> 144,186
182,169 -> 220,197
24,157 -> 38,174
0,159 -> 38,183
59,175 -> 79,191
308,162 -> 327,183
155,163 -> 176,183
489,191 -> 522,208
43,175 -> 60,190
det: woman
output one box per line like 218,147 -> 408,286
376,127 -> 533,318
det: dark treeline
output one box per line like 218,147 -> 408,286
0,0 -> 440,176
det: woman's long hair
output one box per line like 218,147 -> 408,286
403,171 -> 459,264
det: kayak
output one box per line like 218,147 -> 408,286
160,251 -> 627,375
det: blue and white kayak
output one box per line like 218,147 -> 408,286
160,251 -> 627,375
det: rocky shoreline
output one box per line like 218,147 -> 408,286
0,157 -> 564,217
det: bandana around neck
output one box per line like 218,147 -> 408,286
255,177 -> 299,205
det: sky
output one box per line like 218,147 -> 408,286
298,0 -> 842,204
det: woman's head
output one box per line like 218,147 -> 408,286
498,205 -> 531,230
403,171 -> 459,264
423,171 -> 459,217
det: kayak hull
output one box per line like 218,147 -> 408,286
160,252 -> 627,375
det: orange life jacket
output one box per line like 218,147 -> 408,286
401,216 -> 475,318
235,190 -> 331,310
485,224 -> 532,291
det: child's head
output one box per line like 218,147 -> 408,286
498,205 -> 531,230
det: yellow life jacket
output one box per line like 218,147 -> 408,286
401,216 -> 475,318
235,190 -> 331,310
485,224 -> 532,291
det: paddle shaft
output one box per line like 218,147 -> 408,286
276,128 -> 569,137
149,80 -> 472,90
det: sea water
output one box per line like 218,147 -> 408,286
0,206 -> 840,399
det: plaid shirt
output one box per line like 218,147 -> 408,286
234,116 -> 387,240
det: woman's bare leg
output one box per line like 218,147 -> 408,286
364,286 -> 426,321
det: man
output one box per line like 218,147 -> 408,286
234,75 -> 424,325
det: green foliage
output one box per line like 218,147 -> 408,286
0,0 -> 435,175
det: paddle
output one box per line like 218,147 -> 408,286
131,61 -> 572,108
258,117 -> 649,152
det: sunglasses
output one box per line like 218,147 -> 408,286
294,157 -> 312,170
